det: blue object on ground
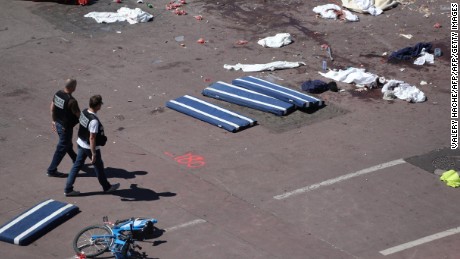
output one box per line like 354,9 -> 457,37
202,81 -> 295,116
389,42 -> 432,60
232,76 -> 324,108
0,199 -> 79,245
166,95 -> 257,132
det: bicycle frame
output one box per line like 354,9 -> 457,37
74,217 -> 158,259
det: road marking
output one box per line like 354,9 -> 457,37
380,226 -> 460,255
273,159 -> 406,200
165,219 -> 206,232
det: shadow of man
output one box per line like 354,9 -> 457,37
118,184 -> 176,202
78,167 -> 147,180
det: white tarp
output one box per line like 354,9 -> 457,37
257,33 -> 293,48
224,61 -> 306,72
381,80 -> 426,103
84,7 -> 153,24
313,4 -> 359,22
341,0 -> 398,15
318,67 -> 378,87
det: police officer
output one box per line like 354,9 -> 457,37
47,79 -> 80,177
64,95 -> 119,196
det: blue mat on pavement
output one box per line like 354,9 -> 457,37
232,76 -> 324,108
202,81 -> 295,116
166,95 -> 257,132
0,199 -> 79,245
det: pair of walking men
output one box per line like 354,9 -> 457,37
47,79 -> 119,196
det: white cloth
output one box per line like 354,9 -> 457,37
312,4 -> 359,22
381,80 -> 426,103
84,7 -> 153,24
77,111 -> 101,150
414,48 -> 434,66
257,33 -> 293,48
319,67 -> 378,87
223,61 -> 306,72
342,0 -> 398,15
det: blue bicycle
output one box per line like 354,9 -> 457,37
73,216 -> 158,259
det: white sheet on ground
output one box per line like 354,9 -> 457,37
342,0 -> 398,15
223,61 -> 306,72
381,80 -> 426,103
313,4 -> 359,22
318,67 -> 378,87
257,33 -> 293,48
84,7 -> 153,24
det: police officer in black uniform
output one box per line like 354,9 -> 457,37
47,79 -> 80,177
64,95 -> 119,196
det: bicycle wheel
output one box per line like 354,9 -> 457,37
73,225 -> 114,258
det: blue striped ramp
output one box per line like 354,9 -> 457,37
0,199 -> 79,245
232,76 -> 324,108
202,81 -> 295,116
166,95 -> 257,132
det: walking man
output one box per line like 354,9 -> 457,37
47,78 -> 80,177
65,95 -> 119,196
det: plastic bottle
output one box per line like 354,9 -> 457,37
322,60 -> 327,72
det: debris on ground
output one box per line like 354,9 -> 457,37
301,80 -> 338,94
223,61 -> 306,72
313,4 -> 359,22
388,42 -> 432,61
399,34 -> 413,39
341,0 -> 399,16
440,170 -> 460,188
257,33 -> 293,48
413,48 -> 434,65
318,67 -> 378,88
235,40 -> 249,45
381,80 -> 426,103
84,7 -> 153,24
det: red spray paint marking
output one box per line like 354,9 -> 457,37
164,152 -> 205,168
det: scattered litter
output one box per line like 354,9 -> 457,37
116,31 -> 121,33
197,38 -> 205,44
223,61 -> 306,72
341,0 -> 399,16
399,68 -> 405,72
319,67 -> 378,88
413,48 -> 434,65
440,170 -> 460,188
301,80 -> 338,94
382,52 -> 388,56
434,48 -> 442,57
257,33 -> 293,48
166,0 -> 186,10
389,42 -> 432,61
399,34 -> 413,39
137,0 -> 143,3
326,46 -> 333,60
194,15 -> 203,20
84,8 -> 153,24
236,40 -> 249,45
147,3 -> 153,8
420,81 -> 428,85
313,4 -> 359,22
174,8 -> 187,15
175,35 -> 184,42
434,22 -> 442,28
382,90 -> 396,100
381,80 -> 426,103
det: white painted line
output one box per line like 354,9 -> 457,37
165,219 -> 206,232
380,226 -> 460,255
273,159 -> 406,200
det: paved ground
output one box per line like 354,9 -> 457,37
0,0 -> 458,258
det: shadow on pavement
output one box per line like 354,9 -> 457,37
76,184 -> 176,201
78,167 -> 148,179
